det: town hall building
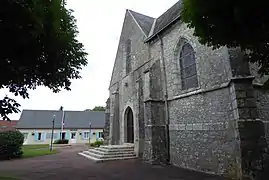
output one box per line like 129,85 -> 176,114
101,1 -> 269,179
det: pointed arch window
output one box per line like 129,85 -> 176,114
180,43 -> 198,90
126,39 -> 132,74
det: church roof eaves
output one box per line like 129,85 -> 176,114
145,0 -> 182,42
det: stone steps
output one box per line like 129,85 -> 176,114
89,148 -> 135,156
78,144 -> 137,162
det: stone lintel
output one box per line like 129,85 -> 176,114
144,98 -> 164,103
231,75 -> 255,81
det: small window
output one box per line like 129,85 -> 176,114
46,133 -> 51,139
23,133 -> 28,139
38,133 -> 42,141
126,39 -> 132,74
179,43 -> 198,90
83,132 -> 90,139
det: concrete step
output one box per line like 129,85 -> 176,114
100,144 -> 134,151
95,147 -> 134,153
82,151 -> 136,159
89,148 -> 135,156
78,144 -> 137,163
78,152 -> 137,163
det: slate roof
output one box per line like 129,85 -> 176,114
16,110 -> 105,129
150,0 -> 182,39
128,1 -> 182,41
129,10 -> 155,36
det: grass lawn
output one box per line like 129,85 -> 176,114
22,144 -> 50,150
0,176 -> 18,180
22,144 -> 57,158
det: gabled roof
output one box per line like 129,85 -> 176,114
127,1 -> 182,38
146,0 -> 182,41
128,10 -> 155,36
16,110 -> 105,129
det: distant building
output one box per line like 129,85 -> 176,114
0,120 -> 18,132
17,110 -> 105,145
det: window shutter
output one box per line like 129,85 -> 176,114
34,133 -> 38,141
41,133 -> 45,142
66,132 -> 70,140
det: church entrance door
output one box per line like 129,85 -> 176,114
126,107 -> 134,143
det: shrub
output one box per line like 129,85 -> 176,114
53,139 -> 69,144
90,140 -> 103,147
0,130 -> 24,160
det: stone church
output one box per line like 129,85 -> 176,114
104,1 -> 269,179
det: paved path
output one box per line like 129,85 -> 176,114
0,145 -> 230,180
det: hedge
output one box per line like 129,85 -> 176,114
90,140 -> 103,147
53,139 -> 69,144
0,130 -> 24,160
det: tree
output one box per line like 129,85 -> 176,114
0,0 -> 88,120
91,106 -> 106,111
181,0 -> 269,79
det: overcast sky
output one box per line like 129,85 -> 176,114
1,0 -> 178,120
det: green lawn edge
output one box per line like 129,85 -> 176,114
0,176 -> 18,180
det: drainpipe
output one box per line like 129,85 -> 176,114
157,34 -> 170,164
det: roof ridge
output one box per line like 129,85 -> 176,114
23,109 -> 89,112
128,9 -> 155,19
145,0 -> 182,42
156,1 -> 180,20
128,9 -> 156,36
128,10 -> 148,36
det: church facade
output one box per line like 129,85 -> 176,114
104,1 -> 269,179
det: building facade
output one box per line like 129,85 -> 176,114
105,1 -> 269,179
0,120 -> 18,132
17,110 -> 105,145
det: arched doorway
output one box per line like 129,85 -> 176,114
125,107 -> 134,143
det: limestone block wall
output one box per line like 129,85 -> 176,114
147,20 -> 236,174
255,87 -> 269,144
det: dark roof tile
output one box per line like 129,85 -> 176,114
146,0 -> 182,41
128,10 -> 155,36
16,110 -> 105,129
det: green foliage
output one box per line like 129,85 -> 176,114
91,106 -> 106,111
90,140 -> 103,147
181,0 -> 269,77
53,139 -> 69,144
0,0 -> 88,120
0,130 -> 24,160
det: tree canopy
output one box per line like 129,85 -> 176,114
181,0 -> 269,76
91,106 -> 106,111
0,0 -> 88,120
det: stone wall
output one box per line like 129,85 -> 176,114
169,87 -> 235,174
255,87 -> 269,146
104,98 -> 110,145
107,8 -> 269,179
109,10 -> 150,154
143,59 -> 168,163
148,20 -> 235,174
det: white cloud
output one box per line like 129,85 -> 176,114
1,0 -> 178,120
